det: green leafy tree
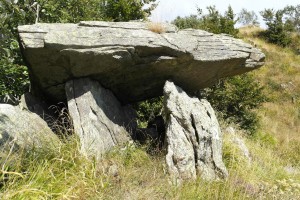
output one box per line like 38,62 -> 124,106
260,9 -> 291,46
200,6 -> 222,34
220,5 -> 239,36
100,0 -> 157,22
173,5 -> 239,37
173,15 -> 202,29
238,8 -> 260,26
201,75 -> 267,134
283,5 -> 300,32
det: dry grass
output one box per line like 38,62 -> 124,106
239,26 -> 300,170
1,126 -> 299,199
147,22 -> 166,34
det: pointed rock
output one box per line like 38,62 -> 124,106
164,81 -> 228,181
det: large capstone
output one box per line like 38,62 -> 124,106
163,81 -> 228,181
65,78 -> 135,159
18,21 -> 265,104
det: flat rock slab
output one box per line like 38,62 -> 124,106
18,21 -> 265,103
164,81 -> 228,181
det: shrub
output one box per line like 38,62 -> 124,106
173,5 -> 239,37
100,0 -> 157,22
133,97 -> 163,128
200,74 -> 267,135
0,38 -> 29,102
0,58 -> 29,102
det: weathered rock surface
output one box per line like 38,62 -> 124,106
65,78 -> 134,158
18,21 -> 265,104
164,81 -> 228,181
19,92 -> 49,117
19,93 -> 73,134
0,104 -> 59,150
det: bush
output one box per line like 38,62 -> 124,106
0,38 -> 29,102
173,5 -> 239,37
133,97 -> 163,128
0,57 -> 29,102
100,0 -> 157,22
200,74 -> 267,134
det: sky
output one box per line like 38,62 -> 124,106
150,0 -> 299,26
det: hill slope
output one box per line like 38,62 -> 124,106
239,26 -> 300,166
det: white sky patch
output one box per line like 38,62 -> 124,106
150,0 -> 300,27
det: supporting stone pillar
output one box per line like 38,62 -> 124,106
163,81 -> 228,182
65,78 -> 135,159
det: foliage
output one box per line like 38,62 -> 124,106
173,5 -> 239,37
134,97 -> 163,127
238,8 -> 260,26
260,9 -> 292,47
283,4 -> 300,32
201,74 -> 267,134
0,53 -> 29,101
100,0 -> 157,22
173,15 -> 202,29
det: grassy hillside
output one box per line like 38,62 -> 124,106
239,26 -> 300,166
0,27 -> 299,199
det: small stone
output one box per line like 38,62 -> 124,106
108,164 -> 119,177
231,137 -> 252,163
226,126 -> 236,135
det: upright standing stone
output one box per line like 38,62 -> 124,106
164,81 -> 228,181
65,78 -> 135,159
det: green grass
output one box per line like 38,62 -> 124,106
1,128 -> 299,199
